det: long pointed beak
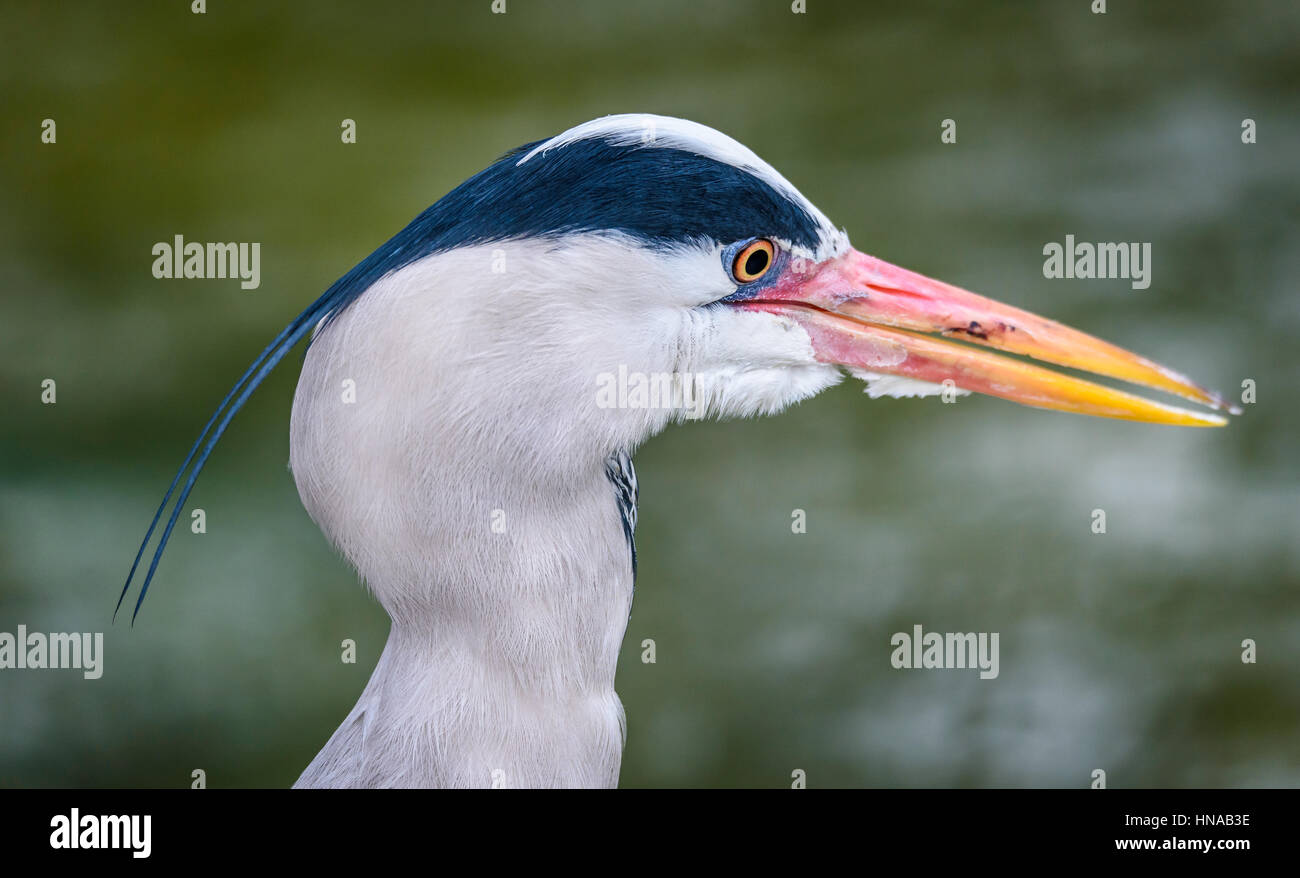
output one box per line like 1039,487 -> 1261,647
738,248 -> 1239,426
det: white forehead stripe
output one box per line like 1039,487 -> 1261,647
517,114 -> 845,257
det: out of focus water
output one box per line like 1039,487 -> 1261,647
1,0 -> 1297,787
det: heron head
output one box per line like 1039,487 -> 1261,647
415,113 -> 1237,453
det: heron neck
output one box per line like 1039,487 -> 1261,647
294,461 -> 636,789
286,250 -> 645,787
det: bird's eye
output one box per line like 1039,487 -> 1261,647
731,239 -> 776,284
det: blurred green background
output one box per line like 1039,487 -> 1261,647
1,0 -> 1297,788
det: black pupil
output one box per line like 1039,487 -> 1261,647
743,248 -> 769,277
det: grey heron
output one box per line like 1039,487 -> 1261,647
120,114 -> 1237,788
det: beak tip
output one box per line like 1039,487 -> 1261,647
1205,394 -> 1243,417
